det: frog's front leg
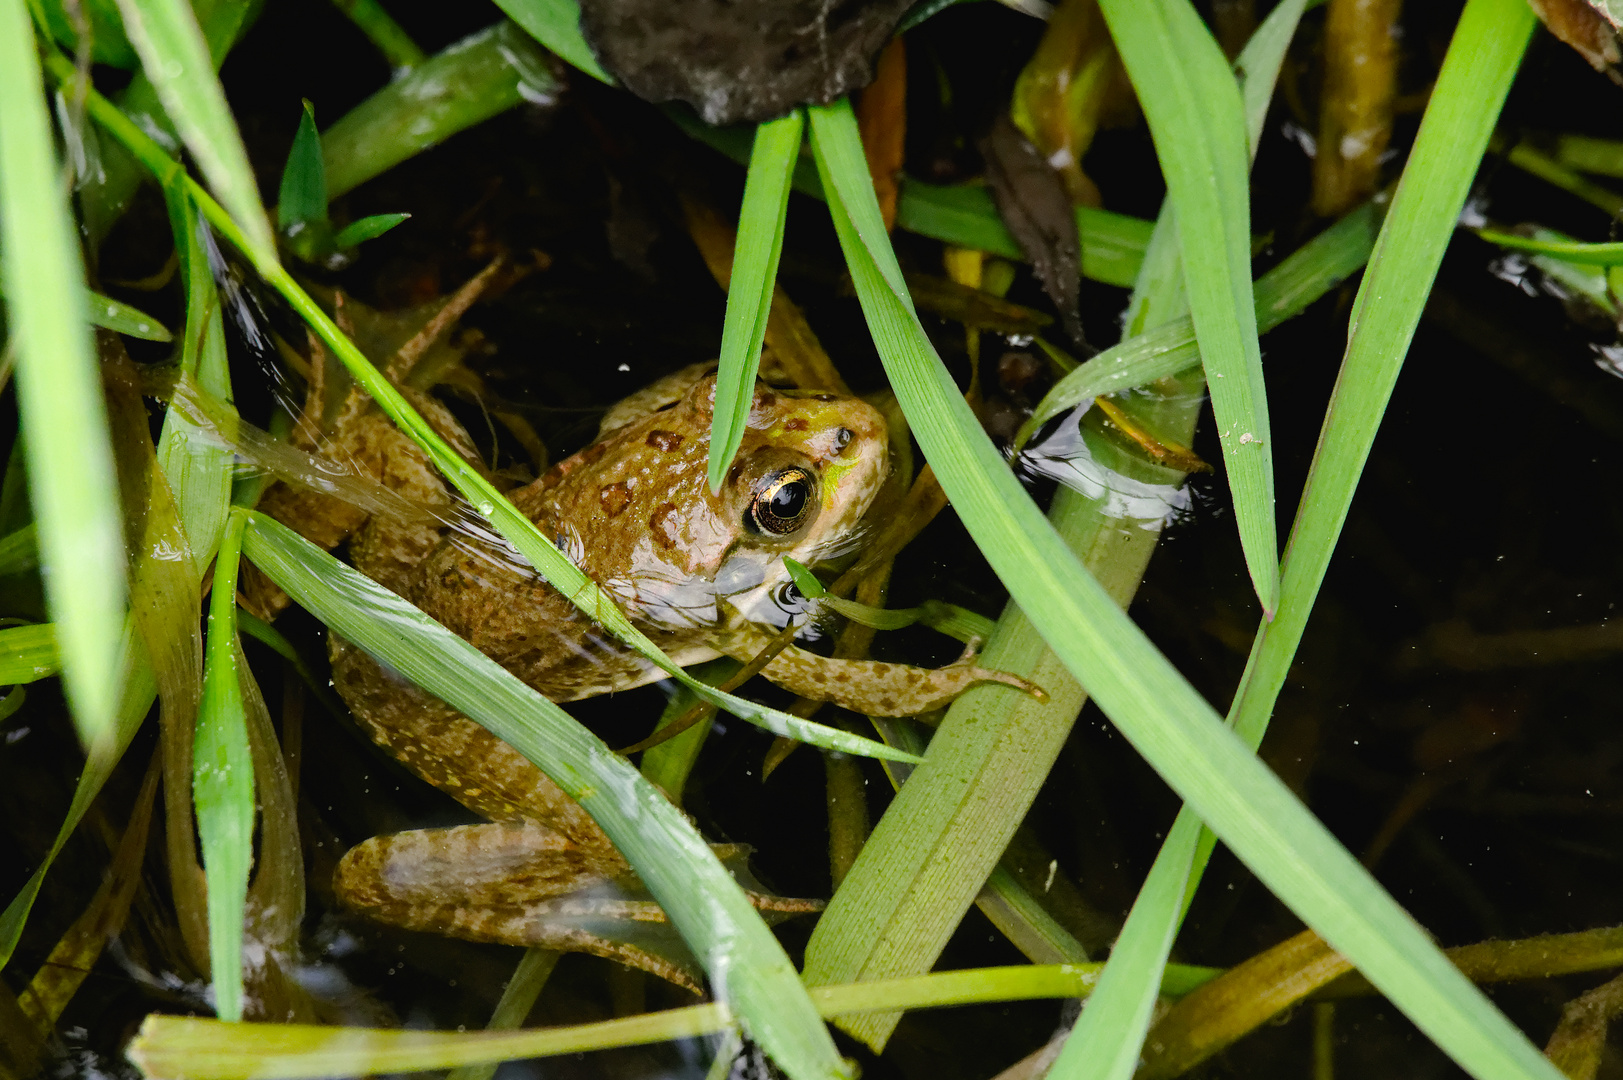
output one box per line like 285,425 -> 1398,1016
714,624 -> 1044,717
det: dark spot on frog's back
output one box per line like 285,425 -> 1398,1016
648,502 -> 680,548
599,481 -> 633,518
646,429 -> 684,452
783,418 -> 808,432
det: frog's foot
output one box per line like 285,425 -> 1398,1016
334,822 -> 820,992
716,625 -> 1045,717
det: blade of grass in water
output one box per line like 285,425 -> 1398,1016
1098,0 -> 1276,614
86,291 -> 172,341
0,0 -> 126,749
1474,227 -> 1623,264
193,512 -> 253,1021
1016,199 -> 1380,445
0,624 -> 59,684
1050,7 -> 1307,1073
709,110 -> 804,492
804,96 -> 1562,1080
127,961 -> 1222,1079
239,511 -> 848,1080
112,0 -> 275,256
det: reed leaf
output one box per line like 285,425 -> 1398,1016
0,0 -> 126,749
710,110 -> 804,492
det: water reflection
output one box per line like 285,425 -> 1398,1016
1010,405 -> 1194,528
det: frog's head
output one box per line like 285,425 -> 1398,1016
710,377 -> 889,589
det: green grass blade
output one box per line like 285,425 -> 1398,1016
490,0 -> 613,83
239,511 -> 848,1080
333,211 -> 410,248
1228,0 -> 1535,767
0,623 -> 59,683
113,0 -> 276,257
1475,227 -> 1623,264
322,21 -> 561,201
87,290 -> 172,341
709,110 -> 804,492
125,962 -> 1224,1079
328,0 -> 427,70
1051,6 -> 1306,1071
1018,200 -> 1380,443
1099,0 -> 1277,614
276,100 -> 326,236
193,511 -> 253,1021
806,96 -> 1562,1080
0,0 -> 127,749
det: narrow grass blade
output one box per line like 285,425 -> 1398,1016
240,511 -> 848,1080
126,962 -> 1224,1080
1018,200 -> 1380,443
1475,227 -> 1623,264
806,97 -> 1562,1080
1228,0 -> 1535,774
113,0 -> 275,257
87,291 -> 172,341
322,21 -> 561,201
490,0 -> 614,84
333,212 -> 410,248
1098,0 -> 1276,613
0,0 -> 127,749
276,101 -> 326,236
193,511 -> 253,1021
709,110 -> 804,492
329,0 -> 427,71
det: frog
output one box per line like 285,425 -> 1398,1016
252,274 -> 1037,988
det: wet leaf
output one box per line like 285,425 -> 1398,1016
578,0 -> 914,125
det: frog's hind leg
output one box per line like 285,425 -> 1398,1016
715,624 -> 1045,718
333,820 -> 707,992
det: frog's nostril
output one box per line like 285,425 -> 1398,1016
835,428 -> 853,450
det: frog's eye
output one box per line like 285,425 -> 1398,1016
748,468 -> 817,536
834,428 -> 853,450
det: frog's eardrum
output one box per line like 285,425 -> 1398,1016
578,0 -> 914,125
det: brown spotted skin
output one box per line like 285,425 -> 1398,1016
267,356 -> 1025,985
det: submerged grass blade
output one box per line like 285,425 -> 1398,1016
709,110 -> 804,492
0,1 -> 127,749
127,962 -> 1223,1080
193,512 -> 253,1021
113,0 -> 275,256
1098,0 -> 1276,613
240,511 -> 848,1080
0,624 -> 59,684
87,291 -> 172,341
805,96 -> 1562,1080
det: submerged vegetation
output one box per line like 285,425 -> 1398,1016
3,0 -> 1623,1077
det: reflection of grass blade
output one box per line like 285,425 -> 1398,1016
113,0 -> 275,256
193,512 -> 254,1021
805,97 -> 1562,1080
240,511 -> 848,1080
709,111 -> 804,492
1099,0 -> 1276,613
0,1 -> 127,750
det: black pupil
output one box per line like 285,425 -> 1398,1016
770,480 -> 806,518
